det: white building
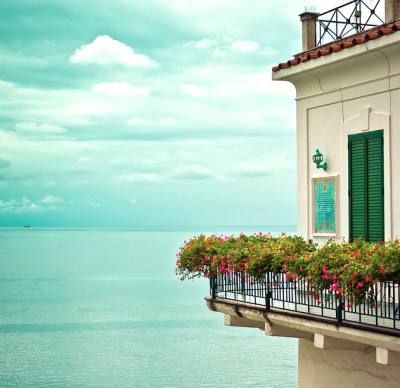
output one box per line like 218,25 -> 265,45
206,1 -> 400,387
273,0 -> 400,246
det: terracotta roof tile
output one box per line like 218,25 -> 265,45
340,41 -> 354,49
272,20 -> 400,73
329,45 -> 341,52
365,32 -> 380,40
317,49 -> 330,56
352,37 -> 365,44
307,52 -> 318,59
379,28 -> 393,35
287,59 -> 299,66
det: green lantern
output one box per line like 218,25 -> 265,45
313,149 -> 327,171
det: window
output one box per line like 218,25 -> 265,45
348,130 -> 384,242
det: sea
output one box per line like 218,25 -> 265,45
0,226 -> 298,388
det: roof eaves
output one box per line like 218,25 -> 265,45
272,20 -> 400,73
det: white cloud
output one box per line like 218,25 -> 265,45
70,35 -> 157,67
130,198 -> 137,203
43,181 -> 57,186
230,40 -> 260,53
170,164 -> 216,180
233,161 -> 270,177
127,117 -> 154,126
21,196 -> 31,205
78,157 -> 97,163
196,38 -> 217,48
0,199 -> 16,207
109,173 -> 163,184
85,200 -> 101,207
14,203 -> 45,213
159,117 -> 176,126
259,46 -> 278,56
0,196 -> 65,213
15,122 -> 67,134
180,84 -> 207,97
39,195 -> 64,204
68,180 -> 88,186
92,81 -> 150,97
213,47 -> 227,57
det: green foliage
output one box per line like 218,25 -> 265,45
175,233 -> 400,306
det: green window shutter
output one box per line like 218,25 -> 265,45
349,130 -> 384,242
349,136 -> 367,240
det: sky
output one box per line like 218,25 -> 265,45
0,0 -> 383,227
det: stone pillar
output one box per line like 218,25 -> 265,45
386,0 -> 400,23
299,12 -> 319,52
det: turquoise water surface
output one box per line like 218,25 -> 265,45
0,227 -> 298,387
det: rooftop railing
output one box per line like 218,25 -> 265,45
315,0 -> 384,46
210,272 -> 400,332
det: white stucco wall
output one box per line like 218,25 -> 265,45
299,339 -> 400,388
273,33 -> 400,244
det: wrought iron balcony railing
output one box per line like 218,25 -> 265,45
315,0 -> 384,46
210,272 -> 400,332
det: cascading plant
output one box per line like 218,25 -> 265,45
175,233 -> 400,307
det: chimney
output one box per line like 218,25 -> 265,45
386,0 -> 400,23
299,12 -> 320,52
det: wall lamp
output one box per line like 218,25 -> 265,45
313,149 -> 327,171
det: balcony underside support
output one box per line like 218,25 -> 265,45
314,333 -> 371,351
376,348 -> 400,364
265,323 -> 314,339
224,314 -> 265,329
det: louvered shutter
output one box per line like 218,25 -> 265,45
349,130 -> 384,242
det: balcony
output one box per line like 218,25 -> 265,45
209,273 -> 400,333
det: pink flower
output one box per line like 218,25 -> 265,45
358,282 -> 363,287
286,256 -> 290,261
285,273 -> 290,278
323,265 -> 327,273
227,255 -> 230,259
291,275 -> 297,280
239,233 -> 243,237
365,276 -> 370,282
380,265 -> 384,270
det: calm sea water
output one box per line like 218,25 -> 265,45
0,226 -> 298,388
